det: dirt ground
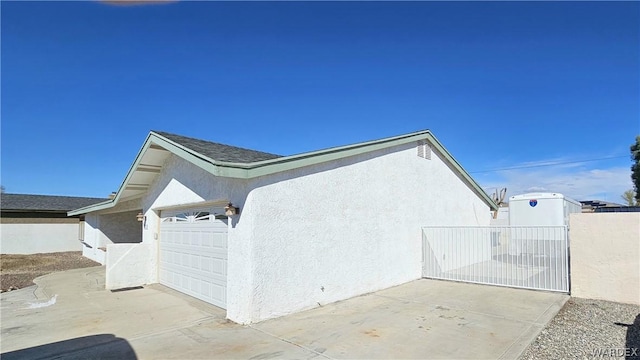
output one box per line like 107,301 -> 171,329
0,251 -> 100,292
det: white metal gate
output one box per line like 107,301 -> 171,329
422,226 -> 569,293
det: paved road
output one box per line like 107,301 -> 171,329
1,266 -> 568,359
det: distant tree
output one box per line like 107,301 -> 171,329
632,136 -> 640,203
621,189 -> 637,206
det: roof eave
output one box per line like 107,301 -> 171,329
70,128 -> 496,214
152,130 -> 438,179
68,133 -> 158,216
69,132 -> 229,216
242,130 -> 434,178
213,130 -> 497,210
68,199 -> 115,216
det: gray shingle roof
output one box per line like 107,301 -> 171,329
153,131 -> 282,163
1,194 -> 107,212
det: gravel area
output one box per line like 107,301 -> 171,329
0,251 -> 100,292
520,297 -> 640,359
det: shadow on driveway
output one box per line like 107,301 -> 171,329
1,334 -> 136,360
614,312 -> 640,360
626,313 -> 640,360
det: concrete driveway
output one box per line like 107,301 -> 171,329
1,266 -> 568,359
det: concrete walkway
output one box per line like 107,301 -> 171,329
1,266 -> 568,359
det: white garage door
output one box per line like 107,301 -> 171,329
159,207 -> 228,309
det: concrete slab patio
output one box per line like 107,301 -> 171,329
1,266 -> 568,359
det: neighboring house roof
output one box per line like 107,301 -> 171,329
594,206 -> 640,213
580,199 -> 637,213
69,130 -> 498,215
2,194 -> 107,213
579,200 -> 625,208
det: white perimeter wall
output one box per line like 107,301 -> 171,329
1,223 -> 82,254
105,243 -> 155,290
570,213 -> 640,305
133,141 -> 490,324
83,214 -> 104,264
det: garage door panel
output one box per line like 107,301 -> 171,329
162,229 -> 226,248
159,207 -> 228,309
160,253 -> 227,306
160,256 -> 226,282
160,270 -> 225,305
160,243 -> 227,260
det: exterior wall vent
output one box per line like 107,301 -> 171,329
417,140 -> 431,160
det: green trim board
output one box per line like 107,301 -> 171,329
69,130 -> 497,216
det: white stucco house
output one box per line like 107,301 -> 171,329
69,129 -> 497,324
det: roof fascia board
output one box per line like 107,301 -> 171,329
69,133 -> 246,216
69,133 -> 156,216
151,130 -> 433,179
148,134 -> 250,178
426,133 -> 498,210
244,132 -> 430,178
112,137 -> 153,203
208,129 -> 495,209
68,199 -> 114,216
70,129 -> 495,215
216,130 -> 431,170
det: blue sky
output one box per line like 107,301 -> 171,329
2,1 -> 638,202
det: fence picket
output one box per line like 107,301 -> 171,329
422,226 -> 569,293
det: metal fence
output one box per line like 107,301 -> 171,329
422,226 -> 569,293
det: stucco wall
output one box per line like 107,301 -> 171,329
236,142 -> 490,323
82,214 -> 104,264
1,223 -> 82,254
570,213 -> 640,305
98,210 -> 142,245
131,142 -> 490,324
82,209 -> 142,264
105,243 -> 155,290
